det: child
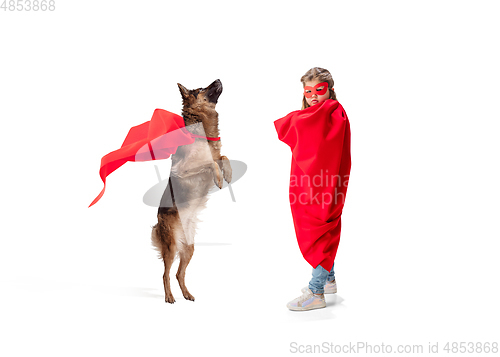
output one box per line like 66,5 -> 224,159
274,67 -> 351,311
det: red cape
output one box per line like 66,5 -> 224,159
89,109 -> 196,207
274,100 -> 351,271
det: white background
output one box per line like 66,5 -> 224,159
1,0 -> 499,356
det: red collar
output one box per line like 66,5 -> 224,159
190,133 -> 221,141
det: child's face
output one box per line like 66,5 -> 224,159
304,79 -> 330,107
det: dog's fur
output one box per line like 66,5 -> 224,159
151,79 -> 231,303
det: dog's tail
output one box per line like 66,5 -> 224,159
151,213 -> 180,261
151,223 -> 163,259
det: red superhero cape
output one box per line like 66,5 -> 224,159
89,109 -> 219,208
274,99 -> 351,272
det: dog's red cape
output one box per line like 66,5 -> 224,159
89,109 -> 198,208
274,99 -> 351,272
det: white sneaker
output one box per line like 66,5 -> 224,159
301,279 -> 337,294
287,288 -> 326,311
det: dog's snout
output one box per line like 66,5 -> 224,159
210,79 -> 222,92
206,79 -> 223,104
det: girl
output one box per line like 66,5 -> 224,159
274,67 -> 351,311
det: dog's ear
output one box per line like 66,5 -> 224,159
177,83 -> 189,99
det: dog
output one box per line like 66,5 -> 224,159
151,79 -> 232,303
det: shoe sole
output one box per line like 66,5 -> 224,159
287,303 -> 326,311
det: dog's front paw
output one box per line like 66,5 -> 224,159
165,294 -> 176,304
223,167 -> 232,183
212,161 -> 223,189
220,156 -> 232,183
183,292 -> 195,301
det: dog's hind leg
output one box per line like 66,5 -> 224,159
162,245 -> 176,304
154,212 -> 179,304
176,243 -> 195,301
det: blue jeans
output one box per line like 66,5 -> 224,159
308,263 -> 335,294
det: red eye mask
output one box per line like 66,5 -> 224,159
304,82 -> 329,98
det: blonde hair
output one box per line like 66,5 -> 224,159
300,67 -> 336,110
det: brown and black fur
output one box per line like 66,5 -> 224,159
151,79 -> 231,303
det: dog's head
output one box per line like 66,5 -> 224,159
177,80 -> 223,128
177,79 -> 222,109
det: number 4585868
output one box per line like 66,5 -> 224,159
1,0 -> 56,11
